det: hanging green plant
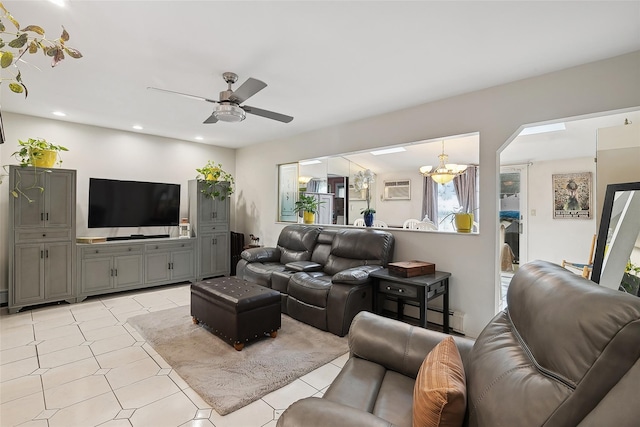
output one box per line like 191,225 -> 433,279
0,1 -> 83,97
195,161 -> 235,200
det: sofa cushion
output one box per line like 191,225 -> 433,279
277,225 -> 321,264
413,336 -> 466,427
332,265 -> 383,285
288,273 -> 332,307
324,357 -> 387,412
243,262 -> 287,287
371,370 -> 414,427
286,261 -> 323,272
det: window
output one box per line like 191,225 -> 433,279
437,181 -> 461,232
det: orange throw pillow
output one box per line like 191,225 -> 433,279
413,336 -> 467,427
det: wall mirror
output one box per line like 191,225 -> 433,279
591,181 -> 640,295
279,133 -> 480,232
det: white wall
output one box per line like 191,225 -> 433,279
374,169 -> 425,227
235,52 -> 640,338
0,113 -> 235,298
527,157 -> 597,265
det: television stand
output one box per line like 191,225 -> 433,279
106,234 -> 170,241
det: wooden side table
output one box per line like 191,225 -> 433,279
369,268 -> 451,333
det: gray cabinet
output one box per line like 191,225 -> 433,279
145,240 -> 195,284
8,167 -> 76,313
197,232 -> 229,278
77,239 -> 194,300
189,180 -> 231,280
79,244 -> 144,296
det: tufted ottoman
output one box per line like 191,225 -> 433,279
191,277 -> 281,351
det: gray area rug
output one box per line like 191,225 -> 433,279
128,306 -> 348,415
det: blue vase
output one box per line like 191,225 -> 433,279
364,212 -> 374,227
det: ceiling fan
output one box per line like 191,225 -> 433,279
148,72 -> 293,124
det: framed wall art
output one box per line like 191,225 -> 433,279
552,172 -> 592,219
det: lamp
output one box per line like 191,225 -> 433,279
214,104 -> 246,122
419,141 -> 467,184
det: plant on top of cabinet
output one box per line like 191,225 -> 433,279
1,138 -> 69,203
13,137 -> 68,167
196,160 -> 235,200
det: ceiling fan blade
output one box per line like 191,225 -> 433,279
203,113 -> 218,124
147,87 -> 218,104
229,78 -> 267,104
242,105 -> 294,123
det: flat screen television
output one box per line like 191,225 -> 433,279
88,178 -> 180,228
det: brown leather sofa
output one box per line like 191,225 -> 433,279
277,260 -> 640,427
236,225 -> 394,336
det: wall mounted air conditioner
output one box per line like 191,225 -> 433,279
383,180 -> 411,200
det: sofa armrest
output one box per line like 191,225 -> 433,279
286,261 -> 323,272
241,247 -> 281,263
277,397 -> 395,427
332,265 -> 383,285
348,311 -> 475,378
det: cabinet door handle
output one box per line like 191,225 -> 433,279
386,286 -> 405,293
41,213 -> 44,221
46,212 -> 49,221
45,250 -> 49,258
40,250 -> 44,259
114,269 -> 118,277
168,262 -> 172,270
110,269 -> 113,276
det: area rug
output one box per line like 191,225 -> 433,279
127,306 -> 348,415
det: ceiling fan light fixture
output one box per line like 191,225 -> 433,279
214,104 -> 246,123
420,141 -> 467,185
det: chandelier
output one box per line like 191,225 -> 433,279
419,141 -> 467,185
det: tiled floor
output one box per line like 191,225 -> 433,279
0,284 -> 348,427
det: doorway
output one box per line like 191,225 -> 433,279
499,166 -> 528,308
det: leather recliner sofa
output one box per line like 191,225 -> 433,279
277,260 -> 640,427
236,225 -> 395,336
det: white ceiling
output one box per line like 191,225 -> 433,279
2,1 -> 639,155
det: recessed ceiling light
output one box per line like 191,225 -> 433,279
52,111 -> 66,117
371,147 -> 406,156
194,136 -> 203,141
299,160 -> 322,166
132,125 -> 143,130
519,123 -> 566,136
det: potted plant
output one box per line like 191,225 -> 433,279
353,169 -> 376,226
294,194 -> 324,224
441,207 -> 477,233
620,260 -> 640,296
12,137 -> 68,167
196,161 -> 235,200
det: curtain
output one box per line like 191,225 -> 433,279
453,166 -> 479,218
306,179 -> 321,193
422,177 -> 438,226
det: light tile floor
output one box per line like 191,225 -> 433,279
0,284 -> 348,427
